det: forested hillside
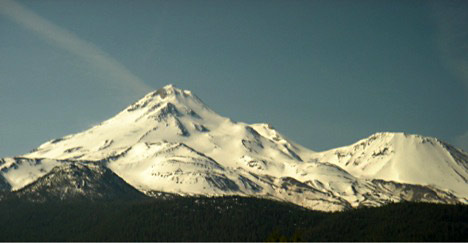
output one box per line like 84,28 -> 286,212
0,196 -> 466,241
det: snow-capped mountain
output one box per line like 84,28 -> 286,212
0,84 -> 466,211
15,162 -> 146,202
312,133 -> 468,198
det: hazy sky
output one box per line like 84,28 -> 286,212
0,0 -> 467,157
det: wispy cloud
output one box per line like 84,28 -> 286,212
0,0 -> 152,95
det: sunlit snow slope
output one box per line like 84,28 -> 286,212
0,84 -> 466,211
312,133 -> 468,197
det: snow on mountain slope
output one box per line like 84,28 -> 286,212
15,162 -> 147,202
311,132 -> 468,197
25,85 -> 303,165
0,84 -> 466,211
0,157 -> 60,191
107,141 -> 261,195
22,84 -> 312,189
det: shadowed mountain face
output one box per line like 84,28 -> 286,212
0,84 -> 466,211
0,176 -> 10,192
14,162 -> 148,202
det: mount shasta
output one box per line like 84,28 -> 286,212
1,84 -> 467,211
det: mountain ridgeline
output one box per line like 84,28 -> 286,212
0,84 -> 467,212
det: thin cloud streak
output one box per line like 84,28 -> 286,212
0,0 -> 152,95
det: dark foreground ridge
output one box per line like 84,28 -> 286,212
0,196 -> 467,241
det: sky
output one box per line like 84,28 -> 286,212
0,0 -> 467,158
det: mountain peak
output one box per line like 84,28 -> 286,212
163,83 -> 176,89
125,84 -> 201,114
151,84 -> 193,99
364,132 -> 447,147
4,83 -> 467,211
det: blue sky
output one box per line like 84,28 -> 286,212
0,0 -> 467,157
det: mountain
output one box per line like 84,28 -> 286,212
312,132 -> 468,197
0,84 -> 466,211
14,162 -> 147,202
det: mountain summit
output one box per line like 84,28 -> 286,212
1,84 -> 467,211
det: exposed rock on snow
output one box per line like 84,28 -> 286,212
0,84 -> 466,211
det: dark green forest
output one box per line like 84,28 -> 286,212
0,196 -> 466,242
